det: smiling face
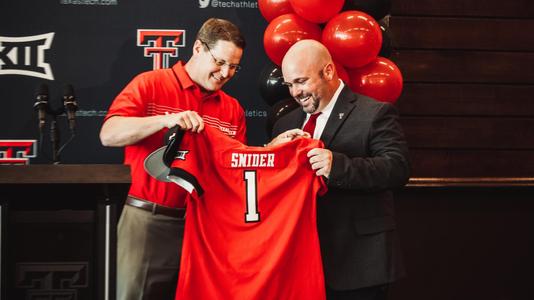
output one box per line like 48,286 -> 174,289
282,65 -> 326,114
281,40 -> 338,114
187,39 -> 243,92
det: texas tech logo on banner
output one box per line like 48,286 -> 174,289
0,33 -> 54,80
0,140 -> 37,165
137,29 -> 186,70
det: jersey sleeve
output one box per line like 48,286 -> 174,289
167,130 -> 206,197
305,138 -> 329,197
318,176 -> 328,196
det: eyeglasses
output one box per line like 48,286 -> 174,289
200,40 -> 242,73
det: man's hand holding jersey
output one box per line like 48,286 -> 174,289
268,129 -> 310,147
268,128 -> 332,178
307,148 -> 332,178
164,110 -> 204,133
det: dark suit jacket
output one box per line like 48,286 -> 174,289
272,86 -> 410,291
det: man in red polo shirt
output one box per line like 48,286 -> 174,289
99,18 -> 247,300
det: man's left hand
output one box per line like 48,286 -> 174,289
307,148 -> 332,178
267,129 -> 310,147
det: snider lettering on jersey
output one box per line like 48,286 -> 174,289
230,153 -> 275,168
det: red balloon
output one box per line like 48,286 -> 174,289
347,57 -> 403,103
258,0 -> 295,22
263,14 -> 322,66
322,10 -> 382,68
333,60 -> 349,83
289,0 -> 344,24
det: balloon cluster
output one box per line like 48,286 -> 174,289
258,0 -> 403,135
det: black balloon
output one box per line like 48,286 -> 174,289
265,98 -> 300,138
342,0 -> 392,21
258,61 -> 291,106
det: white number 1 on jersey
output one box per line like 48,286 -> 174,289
244,170 -> 260,223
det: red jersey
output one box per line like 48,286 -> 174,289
103,61 -> 246,208
169,126 -> 327,300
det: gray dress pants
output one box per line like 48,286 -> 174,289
116,204 -> 185,300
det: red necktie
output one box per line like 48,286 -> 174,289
302,112 -> 322,137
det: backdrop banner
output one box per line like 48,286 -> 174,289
0,0 -> 271,164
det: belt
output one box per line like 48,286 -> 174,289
126,196 -> 185,219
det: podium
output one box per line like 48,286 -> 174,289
0,164 -> 130,300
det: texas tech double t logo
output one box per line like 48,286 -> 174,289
137,29 -> 186,70
0,140 -> 37,165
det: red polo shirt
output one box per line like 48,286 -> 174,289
104,61 -> 247,208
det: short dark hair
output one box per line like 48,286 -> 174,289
196,18 -> 246,50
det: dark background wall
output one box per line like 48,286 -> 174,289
0,0 -> 271,165
390,0 -> 534,177
388,1 -> 534,299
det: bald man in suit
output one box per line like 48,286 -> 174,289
270,40 -> 410,300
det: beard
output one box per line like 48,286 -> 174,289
296,94 -> 320,114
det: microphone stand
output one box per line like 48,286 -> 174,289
49,107 -> 64,164
50,115 -> 60,164
34,84 -> 77,164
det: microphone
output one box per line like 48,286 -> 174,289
33,83 -> 49,131
63,84 -> 78,133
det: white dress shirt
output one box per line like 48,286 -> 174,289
302,80 -> 345,139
